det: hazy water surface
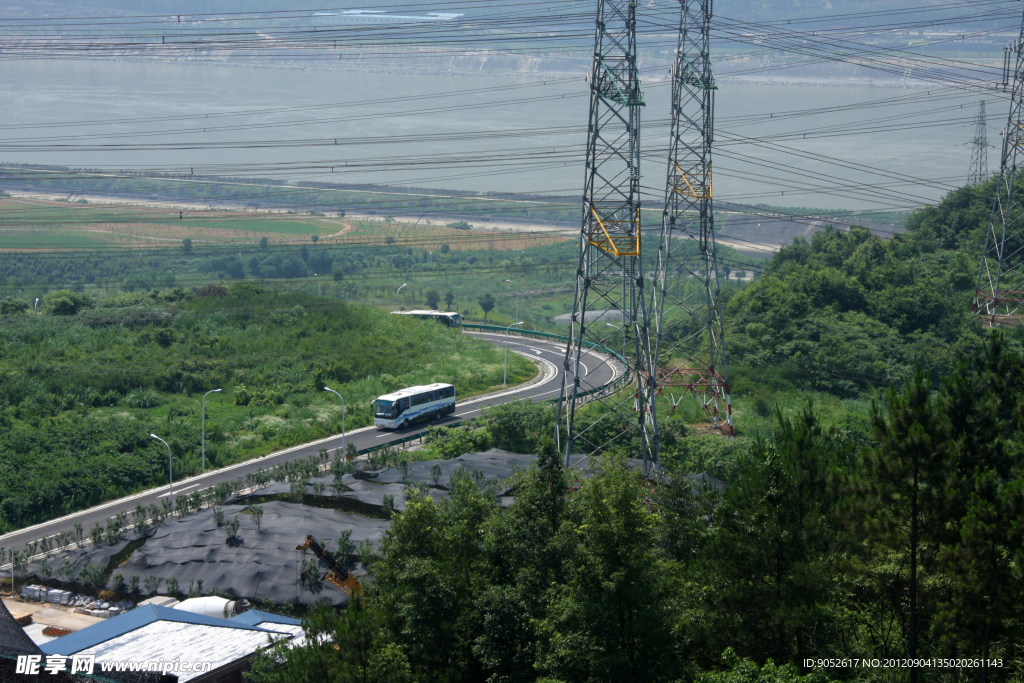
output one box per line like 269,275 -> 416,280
0,59 -> 987,211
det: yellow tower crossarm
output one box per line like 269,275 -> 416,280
672,164 -> 712,199
587,205 -> 641,257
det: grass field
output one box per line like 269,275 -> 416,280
0,198 -> 345,249
0,197 -> 569,253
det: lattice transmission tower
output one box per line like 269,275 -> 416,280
969,101 -> 988,185
974,11 -> 1024,325
555,0 -> 657,469
649,0 -> 732,439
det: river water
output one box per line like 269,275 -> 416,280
0,59 -> 995,211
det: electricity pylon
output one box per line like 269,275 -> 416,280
975,11 -> 1024,325
555,0 -> 657,470
968,101 -> 988,185
649,0 -> 733,440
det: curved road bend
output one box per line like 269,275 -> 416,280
0,332 -> 617,554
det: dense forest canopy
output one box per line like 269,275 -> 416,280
249,333 -> 1024,682
725,177 -> 1012,399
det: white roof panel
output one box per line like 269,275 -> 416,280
76,621 -> 290,682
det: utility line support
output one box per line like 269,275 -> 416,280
975,10 -> 1024,325
968,101 -> 988,186
649,0 -> 733,441
555,0 -> 657,471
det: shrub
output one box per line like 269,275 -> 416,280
300,557 -> 321,588
42,290 -> 94,316
0,297 -> 30,315
249,504 -> 264,531
42,626 -> 74,637
485,400 -> 551,454
426,426 -> 492,460
80,562 -> 106,589
336,529 -> 355,565
233,384 -> 283,407
196,284 -> 229,298
104,517 -> 121,545
223,517 -> 240,542
143,575 -> 163,595
125,387 -> 160,409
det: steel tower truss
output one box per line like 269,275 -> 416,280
975,13 -> 1024,324
969,101 -> 988,186
649,0 -> 732,438
556,0 -> 657,468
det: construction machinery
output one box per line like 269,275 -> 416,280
295,535 -> 361,596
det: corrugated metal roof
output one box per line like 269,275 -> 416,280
1,599 -> 172,683
77,621 -> 287,683
39,604 -> 283,656
229,610 -> 305,645
228,609 -> 301,628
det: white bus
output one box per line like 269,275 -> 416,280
390,310 -> 462,328
374,383 -> 456,429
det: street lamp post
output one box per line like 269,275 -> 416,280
201,388 -> 222,471
395,283 -> 407,306
324,387 -> 346,455
504,321 -> 524,388
150,434 -> 174,507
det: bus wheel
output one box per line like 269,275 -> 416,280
400,420 -> 408,430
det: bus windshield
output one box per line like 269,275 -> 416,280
376,400 -> 395,417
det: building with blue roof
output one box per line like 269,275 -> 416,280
229,609 -> 304,647
39,605 -> 294,683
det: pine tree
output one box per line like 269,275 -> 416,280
935,334 -> 1024,682
688,405 -> 848,667
853,368 -> 948,683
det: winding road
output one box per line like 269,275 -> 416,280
0,331 -> 618,558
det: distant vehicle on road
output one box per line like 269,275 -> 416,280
374,383 -> 456,430
391,310 -> 462,327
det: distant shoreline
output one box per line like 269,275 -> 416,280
4,54 -> 956,88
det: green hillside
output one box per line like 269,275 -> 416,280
0,285 -> 534,532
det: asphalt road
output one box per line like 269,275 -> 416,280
0,331 -> 618,558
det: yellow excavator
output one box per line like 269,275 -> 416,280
295,534 -> 362,596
